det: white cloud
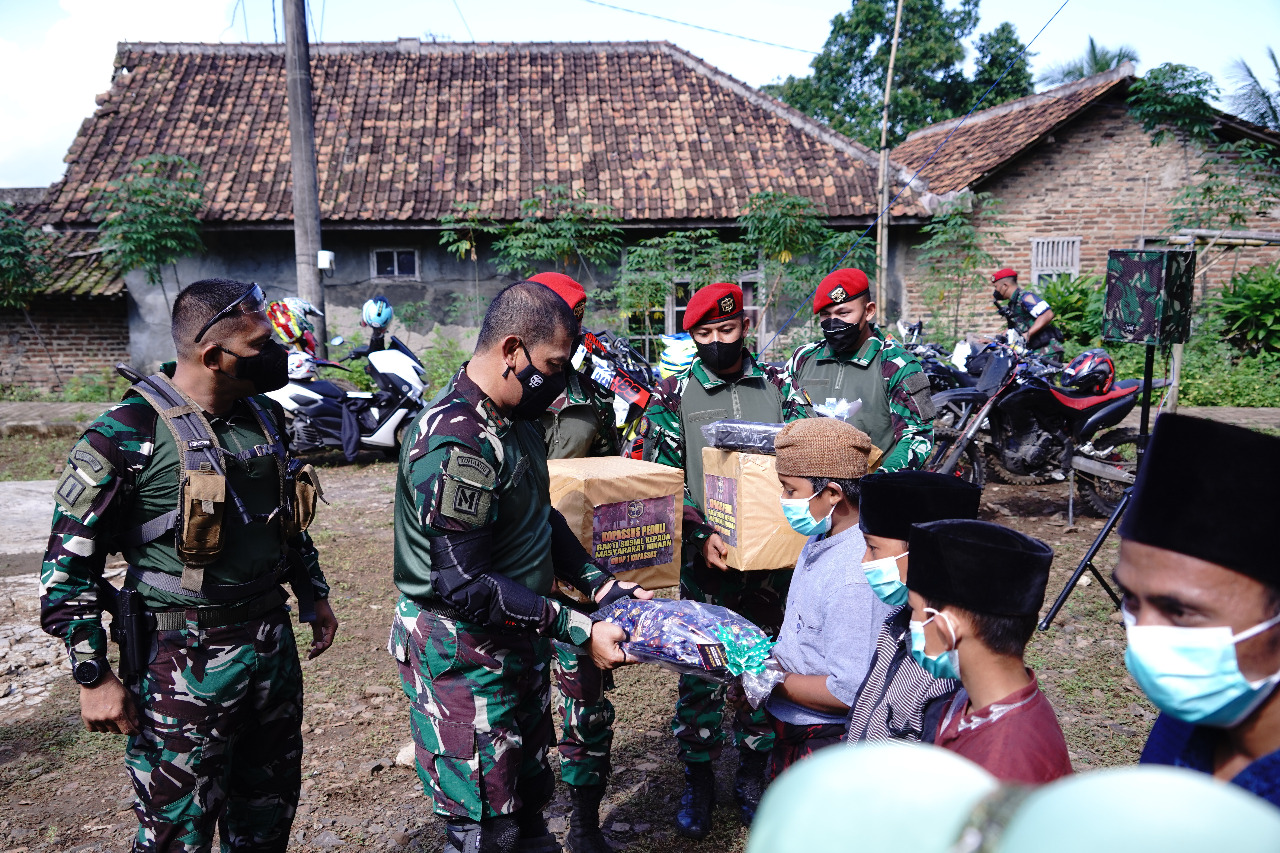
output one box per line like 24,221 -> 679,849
0,0 -> 235,188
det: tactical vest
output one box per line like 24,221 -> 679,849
679,365 -> 786,511
116,367 -> 322,611
793,344 -> 895,455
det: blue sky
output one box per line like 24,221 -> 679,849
1,0 -> 1275,188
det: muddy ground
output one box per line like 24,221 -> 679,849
0,454 -> 1151,853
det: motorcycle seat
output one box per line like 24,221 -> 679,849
1049,383 -> 1138,411
307,379 -> 347,399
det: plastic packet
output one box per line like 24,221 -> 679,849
699,420 -> 787,454
593,598 -> 774,683
740,660 -> 787,709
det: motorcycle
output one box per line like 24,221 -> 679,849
265,335 -> 427,459
926,341 -> 1144,515
896,319 -> 979,393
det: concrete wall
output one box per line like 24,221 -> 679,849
895,96 -> 1280,343
0,296 -> 129,390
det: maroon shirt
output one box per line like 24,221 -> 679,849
934,672 -> 1073,784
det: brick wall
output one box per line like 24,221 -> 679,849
0,296 -> 130,391
900,96 -> 1280,340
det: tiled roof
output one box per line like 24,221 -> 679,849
44,40 -> 925,226
893,65 -> 1135,196
42,231 -> 126,298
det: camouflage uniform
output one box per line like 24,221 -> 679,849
641,353 -> 811,763
1002,286 -> 1065,360
40,378 -> 329,853
787,325 -> 935,472
389,366 -> 613,822
542,366 -> 623,790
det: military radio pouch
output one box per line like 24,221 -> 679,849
284,457 -> 323,538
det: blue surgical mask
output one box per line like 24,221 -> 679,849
1123,605 -> 1280,728
909,608 -> 960,681
780,495 -> 833,537
862,552 -> 908,605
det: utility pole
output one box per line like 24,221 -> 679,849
874,0 -> 905,313
283,0 -> 327,351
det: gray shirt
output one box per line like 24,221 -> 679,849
766,523 -> 892,725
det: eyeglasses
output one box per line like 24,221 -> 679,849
194,284 -> 268,343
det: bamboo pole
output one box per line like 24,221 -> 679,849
875,0 -> 905,310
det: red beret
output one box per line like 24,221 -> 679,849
683,282 -> 743,331
813,268 -> 870,314
991,268 -> 1018,284
529,272 -> 586,321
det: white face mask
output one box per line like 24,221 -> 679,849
1123,605 -> 1280,728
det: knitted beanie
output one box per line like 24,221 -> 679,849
774,417 -> 873,479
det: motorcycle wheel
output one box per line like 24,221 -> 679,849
926,426 -> 986,489
1077,427 -> 1140,516
984,449 -> 1057,486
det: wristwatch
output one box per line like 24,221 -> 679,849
72,657 -> 107,687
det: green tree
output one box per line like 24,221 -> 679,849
1227,47 -> 1280,131
438,201 -> 500,325
1129,63 -> 1280,233
970,23 -> 1034,109
613,229 -> 753,344
95,154 -> 205,315
0,203 -> 64,386
740,191 -> 831,323
1037,36 -> 1138,87
491,184 -> 623,282
917,191 -> 1007,340
763,0 -> 980,148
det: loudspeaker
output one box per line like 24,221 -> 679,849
1102,250 -> 1195,345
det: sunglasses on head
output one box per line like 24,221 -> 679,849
194,284 -> 268,344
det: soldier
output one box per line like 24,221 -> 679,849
40,278 -> 339,852
786,269 -> 934,472
990,268 -> 1065,361
641,282 -> 812,837
530,272 -> 623,853
1114,415 -> 1280,807
388,280 -> 650,853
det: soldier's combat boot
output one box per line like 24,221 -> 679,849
566,783 -> 616,853
733,748 -> 768,827
444,817 -> 520,853
674,761 -> 716,840
514,806 -> 562,853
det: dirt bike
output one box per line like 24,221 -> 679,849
926,342 -> 1144,515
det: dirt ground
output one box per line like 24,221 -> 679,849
0,456 -> 1151,853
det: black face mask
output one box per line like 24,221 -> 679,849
223,338 -> 289,394
507,342 -> 568,421
695,339 -> 744,374
992,289 -> 1004,302
821,316 -> 863,353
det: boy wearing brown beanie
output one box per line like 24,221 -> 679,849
762,417 -> 890,779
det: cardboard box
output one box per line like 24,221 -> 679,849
701,448 -> 808,571
548,457 -> 685,591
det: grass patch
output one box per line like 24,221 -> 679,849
0,434 -> 73,481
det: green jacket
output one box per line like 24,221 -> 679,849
787,326 -> 935,472
542,364 -> 620,460
393,366 -> 607,645
641,351 -> 812,543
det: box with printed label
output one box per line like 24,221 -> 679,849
701,447 -> 808,572
548,456 -> 685,591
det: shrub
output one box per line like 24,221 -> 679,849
1038,272 -> 1104,345
60,368 -> 130,402
1206,261 -> 1280,356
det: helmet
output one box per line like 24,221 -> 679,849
1062,348 -> 1115,395
268,299 -> 320,352
362,295 -> 394,329
283,297 -> 322,319
287,351 -> 317,380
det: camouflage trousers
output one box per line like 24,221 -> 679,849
673,556 -> 792,763
124,609 -> 303,853
390,596 -> 555,821
553,641 -> 615,788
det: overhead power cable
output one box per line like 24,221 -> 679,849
759,0 -> 1074,356
452,0 -> 476,41
579,0 -> 818,55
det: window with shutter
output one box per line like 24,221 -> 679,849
1030,237 -> 1082,285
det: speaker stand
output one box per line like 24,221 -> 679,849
1039,342 -> 1156,631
